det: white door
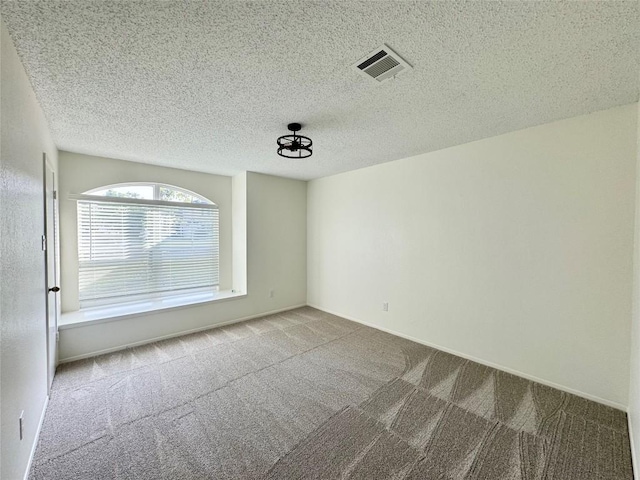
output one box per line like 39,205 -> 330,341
43,154 -> 58,393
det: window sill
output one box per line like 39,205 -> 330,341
59,290 -> 246,330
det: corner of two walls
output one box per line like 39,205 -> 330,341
232,171 -> 248,294
308,103 -> 638,409
626,101 -> 640,479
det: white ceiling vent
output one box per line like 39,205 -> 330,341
352,44 -> 412,84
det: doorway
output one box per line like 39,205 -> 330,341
43,153 -> 58,393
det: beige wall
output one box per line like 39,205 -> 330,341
627,102 -> 640,478
308,104 -> 637,407
58,151 -> 233,312
1,20 -> 59,479
58,171 -> 307,360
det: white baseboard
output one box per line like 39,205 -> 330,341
58,304 -> 307,363
24,394 -> 49,480
308,303 -> 627,411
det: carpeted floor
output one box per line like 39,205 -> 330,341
30,307 -> 633,479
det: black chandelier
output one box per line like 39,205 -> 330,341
277,123 -> 313,158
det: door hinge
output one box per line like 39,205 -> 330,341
53,190 -> 57,200
41,235 -> 47,251
56,331 -> 60,342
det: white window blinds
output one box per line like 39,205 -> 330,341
76,195 -> 219,306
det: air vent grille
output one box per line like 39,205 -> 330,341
357,50 -> 388,70
352,44 -> 412,84
364,55 -> 400,79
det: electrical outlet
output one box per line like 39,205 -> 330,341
19,411 -> 24,440
382,302 -> 389,312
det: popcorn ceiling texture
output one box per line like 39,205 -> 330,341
1,1 -> 638,180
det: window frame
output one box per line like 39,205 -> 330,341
85,182 -> 213,204
72,182 -> 220,309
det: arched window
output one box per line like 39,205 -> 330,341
74,183 -> 219,306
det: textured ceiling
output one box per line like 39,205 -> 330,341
1,1 -> 638,180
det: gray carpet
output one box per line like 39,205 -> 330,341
30,307 -> 633,479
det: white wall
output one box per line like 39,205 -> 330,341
232,171 -> 247,293
627,102 -> 640,478
58,151 -> 234,312
308,104 -> 637,407
1,19 -> 59,480
58,171 -> 307,360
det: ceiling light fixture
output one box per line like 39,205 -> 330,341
277,123 -> 312,158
